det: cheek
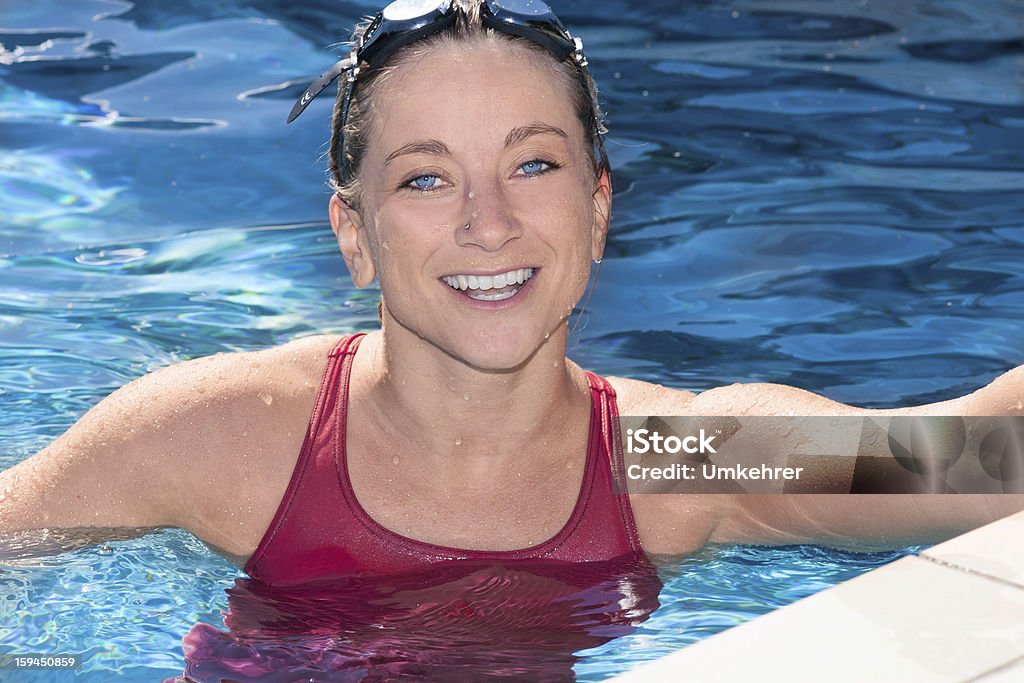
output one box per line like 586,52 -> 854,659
557,193 -> 595,248
363,209 -> 448,283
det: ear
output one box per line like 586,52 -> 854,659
330,194 -> 376,288
590,167 -> 612,262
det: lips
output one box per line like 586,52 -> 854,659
441,267 -> 536,302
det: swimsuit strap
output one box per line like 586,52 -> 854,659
584,370 -> 643,553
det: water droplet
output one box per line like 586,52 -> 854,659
392,455 -> 400,466
463,393 -> 470,401
455,437 -> 463,446
260,393 -> 274,405
98,545 -> 113,555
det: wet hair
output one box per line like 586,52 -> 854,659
327,0 -> 607,209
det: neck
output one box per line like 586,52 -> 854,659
354,324 -> 590,462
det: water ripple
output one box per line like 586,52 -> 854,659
1,0 -> 1022,678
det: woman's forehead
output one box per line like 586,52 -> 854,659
368,40 -> 583,155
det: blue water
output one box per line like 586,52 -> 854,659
1,0 -> 1022,679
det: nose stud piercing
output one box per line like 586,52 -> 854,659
464,222 -> 471,230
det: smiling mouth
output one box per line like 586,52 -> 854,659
441,267 -> 536,302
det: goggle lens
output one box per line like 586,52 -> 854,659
382,0 -> 449,21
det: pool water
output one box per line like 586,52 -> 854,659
1,530 -> 917,682
1,0 -> 1022,680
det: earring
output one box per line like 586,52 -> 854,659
593,258 -> 602,265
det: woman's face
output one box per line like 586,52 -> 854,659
333,38 -> 610,371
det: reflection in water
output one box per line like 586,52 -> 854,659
165,554 -> 661,682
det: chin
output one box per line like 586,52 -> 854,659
443,329 -> 552,373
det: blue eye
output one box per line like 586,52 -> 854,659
520,160 -> 549,175
410,174 -> 439,190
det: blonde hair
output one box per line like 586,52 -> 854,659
327,0 -> 607,209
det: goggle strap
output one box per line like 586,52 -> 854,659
287,53 -> 356,123
359,11 -> 457,68
479,15 -> 573,61
336,71 -> 358,180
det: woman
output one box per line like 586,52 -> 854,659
1,0 -> 1021,583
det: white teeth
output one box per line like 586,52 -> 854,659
468,289 -> 517,301
442,268 -> 535,293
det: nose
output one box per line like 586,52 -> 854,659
455,182 -> 522,252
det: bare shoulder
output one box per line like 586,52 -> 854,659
88,334 -> 340,445
592,377 -> 721,555
604,374 -> 851,416
604,376 -> 695,414
605,375 -> 856,417
145,334 -> 341,554
0,334 -> 343,561
149,333 -> 338,397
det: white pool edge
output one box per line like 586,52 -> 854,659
609,510 -> 1024,683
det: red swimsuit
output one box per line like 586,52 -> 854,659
244,333 -> 643,586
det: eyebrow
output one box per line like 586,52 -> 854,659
384,139 -> 452,166
382,122 -> 570,166
504,122 -> 569,148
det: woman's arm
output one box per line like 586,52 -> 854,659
689,365 -> 1024,418
714,493 -> 1023,550
698,366 -> 1024,548
0,340 -> 325,560
617,366 -> 1024,551
0,361 -> 202,556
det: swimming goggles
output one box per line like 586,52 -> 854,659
286,0 -> 607,178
